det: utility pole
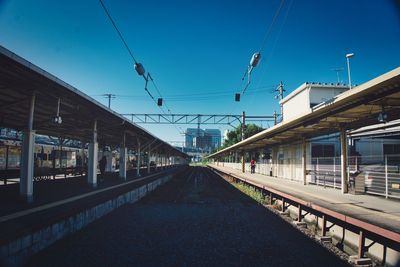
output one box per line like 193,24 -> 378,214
241,111 -> 246,173
103,94 -> 116,108
241,111 -> 246,141
275,81 -> 285,123
197,115 -> 201,148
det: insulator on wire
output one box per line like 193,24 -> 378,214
157,98 -> 163,106
235,93 -> 241,102
250,52 -> 261,67
134,63 -> 145,76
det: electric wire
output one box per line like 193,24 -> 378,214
98,0 -> 182,137
92,86 -> 274,103
254,0 -> 293,90
99,0 -> 138,64
230,0 -> 290,122
237,0 -> 286,101
258,0 -> 286,52
227,0 -> 286,121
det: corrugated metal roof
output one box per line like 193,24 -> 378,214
0,45 -> 188,158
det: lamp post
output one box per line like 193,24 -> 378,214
346,53 -> 354,89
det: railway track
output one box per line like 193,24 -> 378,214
27,166 -> 350,267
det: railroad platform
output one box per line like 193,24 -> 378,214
0,168 -> 160,217
0,166 -> 184,266
208,164 -> 400,234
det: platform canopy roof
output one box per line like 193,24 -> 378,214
209,67 -> 400,158
0,46 -> 188,158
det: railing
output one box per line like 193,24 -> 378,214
310,154 -> 400,199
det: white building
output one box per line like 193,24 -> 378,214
280,82 -> 348,122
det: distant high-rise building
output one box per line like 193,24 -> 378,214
205,129 -> 221,149
185,128 -> 203,148
185,128 -> 221,150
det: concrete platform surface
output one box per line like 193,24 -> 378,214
0,168 -> 164,217
209,164 -> 400,234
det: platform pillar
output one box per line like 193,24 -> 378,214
147,145 -> 151,173
88,120 -> 98,187
20,131 -> 35,202
119,133 -> 127,180
302,138 -> 307,185
241,151 -> 245,173
119,147 -> 127,180
340,127 -> 348,194
80,140 -> 86,170
20,94 -> 36,203
271,146 -> 277,177
136,140 -> 141,177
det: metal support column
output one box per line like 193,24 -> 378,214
88,120 -> 98,187
321,215 -> 327,236
147,144 -> 151,174
155,153 -> 159,170
20,94 -> 36,202
136,139 -> 141,177
241,151 -> 245,173
119,132 -> 127,180
297,204 -> 302,222
302,138 -> 307,185
340,127 -> 348,194
358,230 -> 366,258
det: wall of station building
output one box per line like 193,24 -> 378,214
213,134 -> 400,199
272,142 -> 309,182
215,134 -> 400,182
215,141 -> 313,183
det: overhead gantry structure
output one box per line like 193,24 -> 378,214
208,67 -> 400,194
121,113 -> 277,127
0,45 -> 189,202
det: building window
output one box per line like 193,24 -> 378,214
383,144 -> 400,155
312,144 -> 334,158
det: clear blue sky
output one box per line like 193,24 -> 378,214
0,0 -> 399,144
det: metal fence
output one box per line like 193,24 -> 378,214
310,154 -> 400,199
309,157 -> 341,189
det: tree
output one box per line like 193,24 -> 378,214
214,123 -> 264,152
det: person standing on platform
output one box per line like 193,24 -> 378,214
250,159 -> 256,174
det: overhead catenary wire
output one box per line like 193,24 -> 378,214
99,0 -> 138,64
234,0 -> 286,107
98,0 -> 182,135
227,0 -> 288,125
92,86 -> 275,102
253,0 -> 294,90
258,0 -> 286,53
